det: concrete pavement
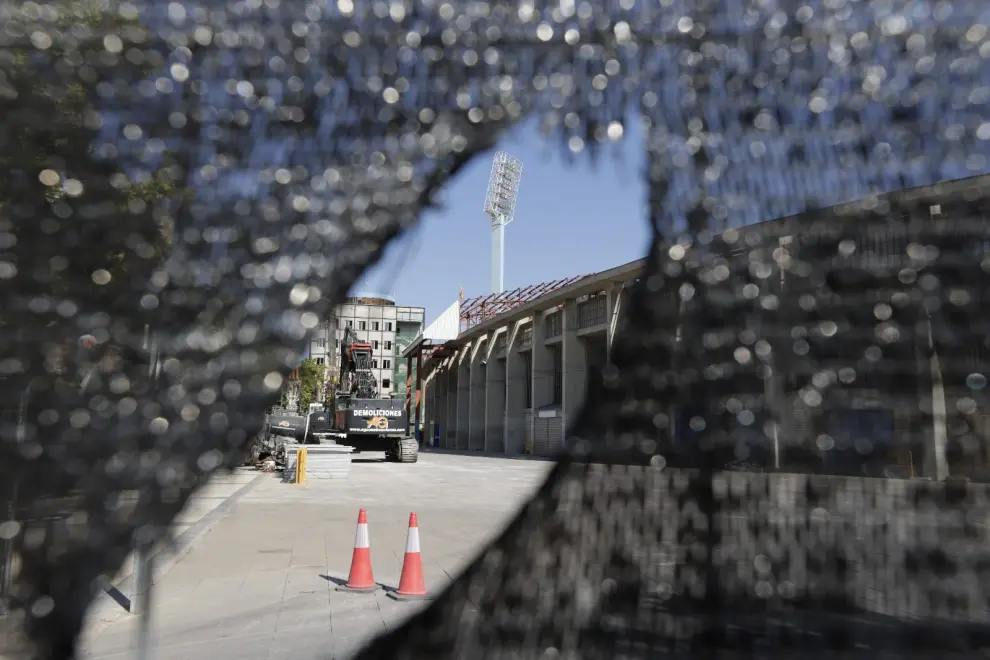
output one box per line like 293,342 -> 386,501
85,468 -> 266,634
79,453 -> 553,660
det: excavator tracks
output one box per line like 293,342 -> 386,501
388,437 -> 419,463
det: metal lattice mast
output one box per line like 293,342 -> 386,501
483,151 -> 523,294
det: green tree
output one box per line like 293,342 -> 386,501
298,359 -> 326,413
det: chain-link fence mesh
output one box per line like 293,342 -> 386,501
2,0 -> 990,658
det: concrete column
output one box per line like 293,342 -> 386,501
484,328 -> 507,453
562,299 -> 587,439
456,346 -> 471,450
436,363 -> 448,448
445,357 -> 458,449
606,282 -> 626,357
435,367 -> 445,448
404,355 -> 413,432
423,371 -> 435,448
414,351 -> 423,441
484,328 -> 506,454
504,320 -> 529,455
532,312 -> 553,412
531,313 -> 555,456
468,337 -> 487,451
421,370 -> 431,427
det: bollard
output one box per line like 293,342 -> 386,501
0,482 -> 19,617
131,546 -> 154,660
130,546 -> 152,616
296,447 -> 308,485
0,528 -> 13,618
0,545 -> 10,617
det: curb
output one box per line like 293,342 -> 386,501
86,471 -> 266,631
418,447 -> 557,462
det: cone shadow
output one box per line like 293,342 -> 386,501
320,573 -> 382,593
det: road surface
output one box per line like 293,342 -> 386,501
79,452 -> 553,660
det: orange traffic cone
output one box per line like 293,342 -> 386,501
388,512 -> 429,600
336,509 -> 380,593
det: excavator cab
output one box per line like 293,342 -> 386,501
332,391 -> 350,430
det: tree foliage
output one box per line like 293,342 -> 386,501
298,359 -> 325,414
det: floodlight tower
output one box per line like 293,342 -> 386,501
483,151 -> 524,294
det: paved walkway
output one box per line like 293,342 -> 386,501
79,453 -> 552,660
85,469 -> 266,632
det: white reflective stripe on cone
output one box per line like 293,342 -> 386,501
405,527 -> 420,553
355,523 -> 370,549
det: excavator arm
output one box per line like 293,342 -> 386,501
338,326 -> 379,399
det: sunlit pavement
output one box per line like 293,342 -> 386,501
82,469 -> 265,633
78,452 -> 553,660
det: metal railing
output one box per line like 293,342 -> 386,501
519,326 -> 533,350
578,295 -> 607,329
544,311 -> 563,339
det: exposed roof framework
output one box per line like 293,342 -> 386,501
400,338 -> 458,362
459,275 -> 589,332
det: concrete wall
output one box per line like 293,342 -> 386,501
582,335 -> 609,399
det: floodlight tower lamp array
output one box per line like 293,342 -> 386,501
483,150 -> 524,295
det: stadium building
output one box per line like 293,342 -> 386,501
404,174 -> 990,480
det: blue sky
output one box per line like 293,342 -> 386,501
350,104 -> 989,329
355,118 -> 651,327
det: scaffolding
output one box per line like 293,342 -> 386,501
459,275 -> 589,333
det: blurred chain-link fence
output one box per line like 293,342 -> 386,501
2,0 -> 990,658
